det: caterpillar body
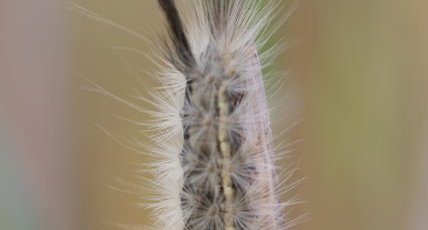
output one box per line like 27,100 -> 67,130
149,0 -> 292,230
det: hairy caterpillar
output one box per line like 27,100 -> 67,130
147,0 -> 297,230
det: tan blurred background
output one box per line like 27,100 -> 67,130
2,0 -> 428,229
73,0 -> 428,229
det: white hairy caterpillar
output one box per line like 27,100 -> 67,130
69,0 -> 301,229
147,0 -> 298,230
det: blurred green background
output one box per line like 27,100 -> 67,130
1,0 -> 428,229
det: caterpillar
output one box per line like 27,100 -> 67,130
147,0 -> 295,229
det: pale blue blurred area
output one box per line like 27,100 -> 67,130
0,116 -> 38,230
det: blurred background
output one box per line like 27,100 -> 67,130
1,0 -> 428,230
